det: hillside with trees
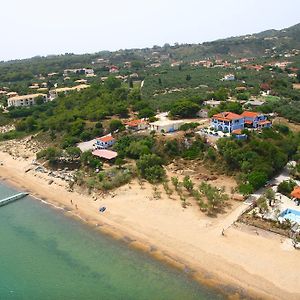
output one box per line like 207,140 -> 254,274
0,23 -> 299,194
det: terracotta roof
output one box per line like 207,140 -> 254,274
125,119 -> 146,127
258,120 -> 271,125
244,120 -> 253,125
260,83 -> 271,90
232,129 -> 242,135
288,67 -> 299,72
97,135 -> 115,143
291,187 -> 300,199
241,111 -> 259,118
212,112 -> 243,122
92,149 -> 118,160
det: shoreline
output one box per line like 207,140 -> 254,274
1,151 -> 300,300
0,176 -> 236,299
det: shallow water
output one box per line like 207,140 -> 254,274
0,182 -> 224,300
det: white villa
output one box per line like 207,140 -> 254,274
95,135 -> 116,149
7,93 -> 48,107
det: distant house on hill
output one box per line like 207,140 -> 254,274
222,74 -> 235,81
64,68 -> 94,76
75,79 -> 87,84
260,83 -> 271,90
95,135 -> 115,149
204,100 -> 221,108
7,93 -> 48,107
29,84 -> 39,89
211,112 -> 244,133
125,119 -> 148,131
109,66 -> 119,73
48,72 -> 59,77
235,86 -> 247,92
49,84 -> 90,100
245,65 -> 264,71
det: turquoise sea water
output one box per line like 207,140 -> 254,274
0,182 -> 224,300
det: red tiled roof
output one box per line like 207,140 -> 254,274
245,65 -> 263,71
258,120 -> 271,125
97,135 -> 115,143
260,83 -> 271,90
212,112 -> 243,122
241,111 -> 259,118
92,149 -> 118,160
232,129 -> 242,135
291,187 -> 300,199
244,120 -> 253,124
288,67 -> 299,72
125,119 -> 146,127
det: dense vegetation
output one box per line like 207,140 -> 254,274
2,81 -> 144,148
0,22 -> 299,196
217,127 -> 300,194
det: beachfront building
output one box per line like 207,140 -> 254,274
125,119 -> 148,131
7,93 -> 48,107
241,111 -> 272,129
149,120 -> 184,133
211,112 -> 244,133
95,135 -> 115,149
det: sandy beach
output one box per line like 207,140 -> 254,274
0,149 -> 300,300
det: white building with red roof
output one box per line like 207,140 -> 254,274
95,134 -> 115,149
124,119 -> 148,131
109,66 -> 119,73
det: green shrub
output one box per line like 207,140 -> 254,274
277,180 -> 297,196
137,154 -> 166,183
